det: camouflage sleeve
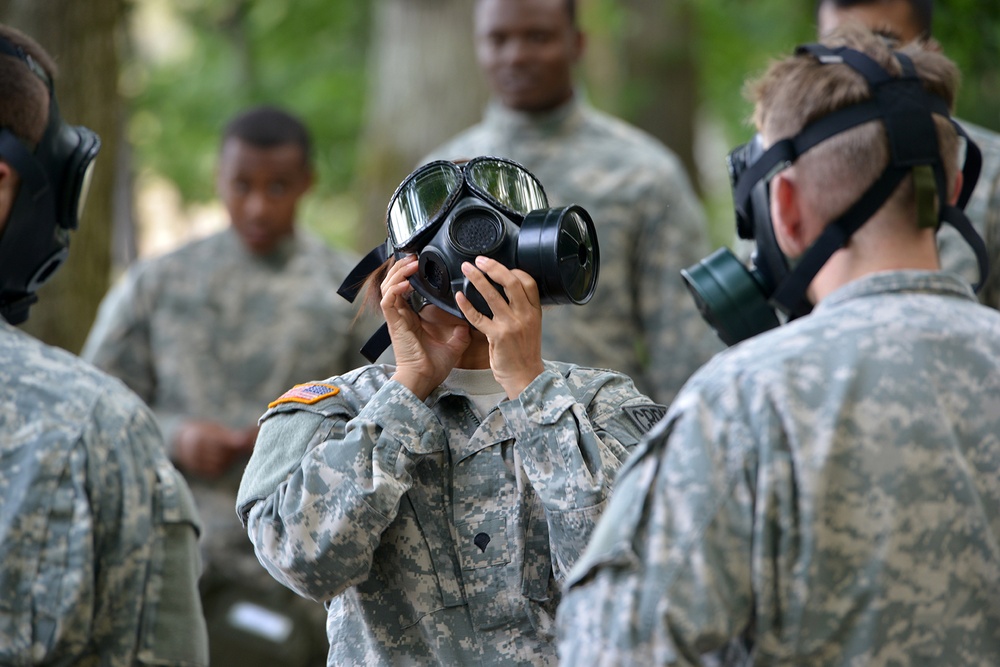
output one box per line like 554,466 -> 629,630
89,396 -> 208,664
85,392 -> 161,658
980,169 -> 1000,310
28,387 -> 207,664
81,270 -> 193,448
81,269 -> 158,407
3,390 -> 152,662
556,391 -> 756,666
634,170 -> 723,404
499,368 -> 661,581
943,121 -> 1000,302
245,380 -> 446,603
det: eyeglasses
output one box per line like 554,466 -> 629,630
386,156 -> 548,253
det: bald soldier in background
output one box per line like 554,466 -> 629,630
816,0 -> 1000,307
83,106 -> 366,666
423,0 -> 720,405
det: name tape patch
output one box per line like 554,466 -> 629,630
623,404 -> 668,434
268,383 -> 340,409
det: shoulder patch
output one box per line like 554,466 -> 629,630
623,403 -> 668,434
268,383 -> 340,409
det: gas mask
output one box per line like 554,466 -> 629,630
682,43 -> 988,347
0,36 -> 101,325
339,156 -> 600,361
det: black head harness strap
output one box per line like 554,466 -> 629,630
735,44 -> 987,319
335,241 -> 391,363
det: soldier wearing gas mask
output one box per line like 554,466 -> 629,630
557,26 -> 1000,665
236,157 -> 667,666
0,24 -> 208,665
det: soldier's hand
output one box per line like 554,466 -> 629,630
384,255 -> 471,399
173,420 -> 255,478
456,256 -> 545,399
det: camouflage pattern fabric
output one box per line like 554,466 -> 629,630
237,362 -> 663,666
82,227 -> 366,577
557,271 -> 1000,666
939,119 -> 1000,309
81,226 -> 367,663
423,97 -> 722,405
0,320 -> 208,666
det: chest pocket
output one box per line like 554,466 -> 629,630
363,454 -> 466,630
139,462 -> 209,665
452,512 -> 522,633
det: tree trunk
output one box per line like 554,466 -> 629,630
1,0 -> 124,353
617,0 -> 701,194
353,0 -> 489,252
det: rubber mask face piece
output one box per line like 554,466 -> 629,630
681,135 -> 782,346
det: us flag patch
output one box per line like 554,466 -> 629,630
268,383 -> 340,408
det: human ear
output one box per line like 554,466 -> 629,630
0,161 -> 20,230
299,166 -> 315,196
572,30 -> 586,62
949,170 -> 963,206
769,172 -> 808,257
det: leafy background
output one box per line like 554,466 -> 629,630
126,0 -> 999,251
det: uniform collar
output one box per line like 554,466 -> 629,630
814,270 -> 978,314
482,93 -> 584,136
223,226 -> 299,268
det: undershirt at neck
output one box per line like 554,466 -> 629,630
441,367 -> 508,418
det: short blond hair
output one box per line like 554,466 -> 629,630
748,24 -> 960,226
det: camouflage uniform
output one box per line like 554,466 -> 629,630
0,320 -> 208,666
424,97 -> 721,404
236,362 -> 664,666
82,227 -> 367,664
939,120 -> 1000,309
557,271 -> 1000,666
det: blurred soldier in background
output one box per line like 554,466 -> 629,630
83,105 -> 367,666
423,0 -> 721,405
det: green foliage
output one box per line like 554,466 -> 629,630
126,0 -> 998,253
693,0 -> 814,143
126,0 -> 371,206
935,2 -> 1000,129
690,0 -> 1000,140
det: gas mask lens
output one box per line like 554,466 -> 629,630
387,162 -> 463,252
466,158 -> 547,219
56,123 -> 101,230
386,156 -> 548,253
75,157 -> 97,225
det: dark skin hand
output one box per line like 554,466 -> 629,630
173,421 -> 258,478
